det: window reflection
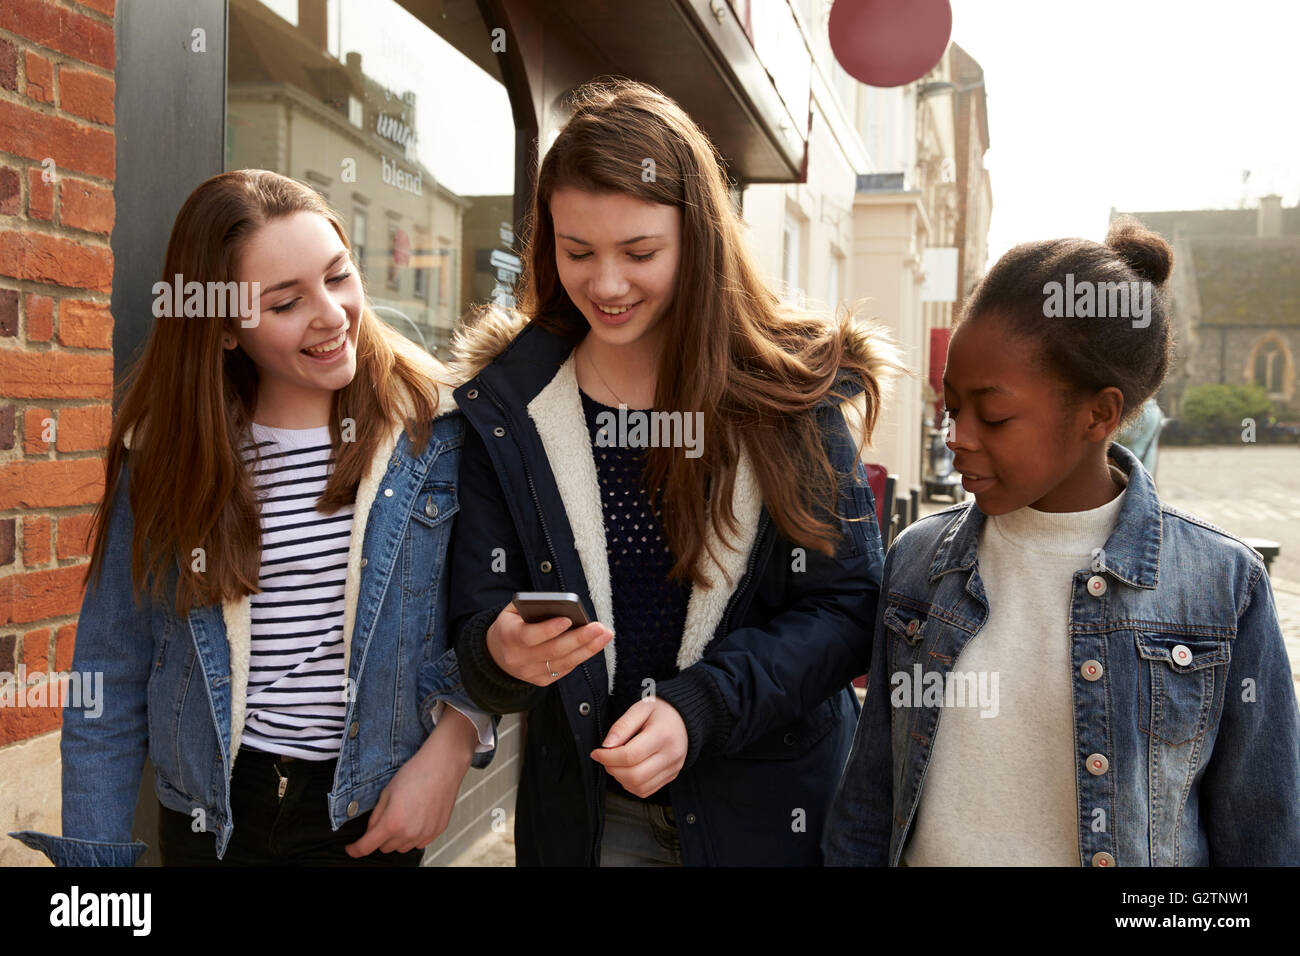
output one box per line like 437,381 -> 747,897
226,0 -> 517,355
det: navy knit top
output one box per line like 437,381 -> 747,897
581,390 -> 690,806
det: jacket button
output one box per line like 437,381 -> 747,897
1171,644 -> 1192,666
906,618 -> 920,636
578,702 -> 591,716
1086,575 -> 1107,597
466,388 -> 479,399
685,813 -> 697,824
383,488 -> 394,497
360,558 -> 367,567
1081,659 -> 1103,681
493,426 -> 505,437
1086,753 -> 1109,775
1091,851 -> 1116,867
783,732 -> 796,745
539,560 -> 553,573
349,721 -> 359,738
424,496 -> 438,518
346,800 -> 359,817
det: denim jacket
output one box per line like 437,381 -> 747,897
9,377 -> 494,866
824,441 -> 1300,866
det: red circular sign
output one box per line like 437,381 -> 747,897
829,0 -> 953,88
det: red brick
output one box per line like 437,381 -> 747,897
0,228 -> 112,293
55,404 -> 110,452
58,66 -> 113,125
0,350 -> 113,399
25,293 -> 53,341
0,699 -> 64,744
0,99 -> 114,180
0,0 -> 115,72
0,405 -> 13,450
0,564 -> 90,627
77,0 -> 115,16
0,458 -> 106,511
22,516 -> 52,566
23,406 -> 53,455
27,167 -> 55,221
0,287 -> 15,335
0,518 -> 14,565
0,37 -> 15,92
59,178 -> 113,235
58,298 -> 112,348
22,628 -> 50,672
0,166 -> 19,215
57,512 -> 96,560
54,622 -> 75,671
24,51 -> 52,104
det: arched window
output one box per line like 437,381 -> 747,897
1254,342 -> 1282,393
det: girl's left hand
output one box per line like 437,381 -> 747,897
345,709 -> 477,857
590,698 -> 688,798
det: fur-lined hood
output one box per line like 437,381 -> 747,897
449,304 -> 903,403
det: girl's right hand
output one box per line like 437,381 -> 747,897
485,603 -> 612,686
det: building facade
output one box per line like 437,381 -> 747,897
1118,197 -> 1300,418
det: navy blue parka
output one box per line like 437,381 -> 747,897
448,315 -> 884,865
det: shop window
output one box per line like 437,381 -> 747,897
226,0 -> 518,356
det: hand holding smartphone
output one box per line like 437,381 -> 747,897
484,592 -> 609,687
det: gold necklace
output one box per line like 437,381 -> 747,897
584,346 -> 629,407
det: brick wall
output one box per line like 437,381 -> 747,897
0,0 -> 116,864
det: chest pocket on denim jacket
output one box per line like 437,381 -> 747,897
882,600 -> 929,672
1135,631 -> 1231,747
403,482 -> 459,598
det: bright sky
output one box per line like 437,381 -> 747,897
256,0 -> 515,196
949,0 -> 1300,260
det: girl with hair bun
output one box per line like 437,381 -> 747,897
826,217 -> 1300,866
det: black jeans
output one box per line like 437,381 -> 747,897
157,747 -> 423,867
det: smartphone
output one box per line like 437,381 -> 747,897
512,592 -> 591,628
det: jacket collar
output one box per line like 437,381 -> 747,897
524,347 -> 762,693
927,440 -> 1160,589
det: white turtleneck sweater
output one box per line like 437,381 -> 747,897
901,476 -> 1127,866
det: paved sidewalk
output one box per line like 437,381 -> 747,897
444,818 -> 516,867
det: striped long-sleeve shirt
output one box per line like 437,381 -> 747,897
240,423 -> 352,759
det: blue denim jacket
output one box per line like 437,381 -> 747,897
824,441 -> 1300,866
9,393 -> 493,866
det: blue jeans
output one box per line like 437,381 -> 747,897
599,791 -> 682,867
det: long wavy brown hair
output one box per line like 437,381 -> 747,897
87,169 -> 445,615
521,79 -> 902,585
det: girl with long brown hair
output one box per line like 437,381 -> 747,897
12,169 -> 494,866
448,79 -> 902,865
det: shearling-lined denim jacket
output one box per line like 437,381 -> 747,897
825,441 -> 1300,866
